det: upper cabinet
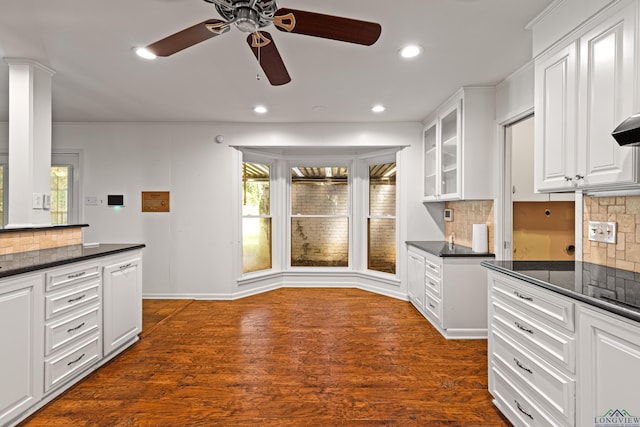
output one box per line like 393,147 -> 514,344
423,87 -> 495,202
534,0 -> 640,193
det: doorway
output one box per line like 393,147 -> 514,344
503,115 -> 576,261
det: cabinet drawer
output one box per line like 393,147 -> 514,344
45,282 -> 100,320
424,258 -> 442,279
425,274 -> 441,297
491,273 -> 575,332
45,335 -> 100,392
492,298 -> 575,373
46,263 -> 100,292
424,292 -> 442,323
492,327 -> 574,423
45,305 -> 100,356
491,364 -> 567,427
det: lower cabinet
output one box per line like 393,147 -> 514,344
408,246 -> 491,339
0,248 -> 143,427
488,269 -> 640,427
103,254 -> 142,356
577,306 -> 640,426
488,271 -> 576,426
0,274 -> 43,427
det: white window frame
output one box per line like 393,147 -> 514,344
0,154 -> 7,228
358,150 -> 399,279
240,152 -> 278,278
287,158 -> 354,271
51,150 -> 81,225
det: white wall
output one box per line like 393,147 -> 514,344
39,121 -> 438,297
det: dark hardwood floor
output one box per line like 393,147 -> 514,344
20,288 -> 510,426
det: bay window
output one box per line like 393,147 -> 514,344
241,161 -> 272,274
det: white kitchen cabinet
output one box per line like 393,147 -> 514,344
534,41 -> 578,192
534,0 -> 640,193
407,249 -> 425,310
423,87 -> 495,201
577,305 -> 640,427
43,261 -> 102,393
0,274 -> 43,427
576,1 -> 639,188
487,271 -> 576,426
408,246 -> 491,339
103,252 -> 142,356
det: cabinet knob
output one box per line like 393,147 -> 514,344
564,176 -> 573,182
575,174 -> 584,180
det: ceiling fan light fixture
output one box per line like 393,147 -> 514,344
371,105 -> 386,113
135,47 -> 157,60
399,45 -> 423,59
254,105 -> 268,114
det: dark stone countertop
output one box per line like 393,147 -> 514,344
0,243 -> 145,279
0,224 -> 89,234
406,241 -> 495,258
482,260 -> 640,323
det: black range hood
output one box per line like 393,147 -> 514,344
612,113 -> 640,146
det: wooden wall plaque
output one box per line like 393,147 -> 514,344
142,192 -> 170,212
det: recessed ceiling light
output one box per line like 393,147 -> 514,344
254,105 -> 268,114
135,47 -> 157,60
399,45 -> 423,59
371,105 -> 386,113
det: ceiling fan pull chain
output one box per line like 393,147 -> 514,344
255,31 -> 262,81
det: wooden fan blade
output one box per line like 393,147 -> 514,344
247,32 -> 291,86
146,19 -> 229,57
273,8 -> 381,46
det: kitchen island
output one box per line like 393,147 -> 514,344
482,260 -> 640,427
0,242 -> 144,427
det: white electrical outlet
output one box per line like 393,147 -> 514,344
588,221 -> 617,244
85,196 -> 98,206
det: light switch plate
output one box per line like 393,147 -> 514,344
588,221 -> 617,244
32,193 -> 43,209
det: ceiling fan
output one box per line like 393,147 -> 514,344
142,0 -> 382,86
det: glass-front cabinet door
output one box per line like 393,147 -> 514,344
423,123 -> 437,199
439,103 -> 461,199
422,100 -> 461,201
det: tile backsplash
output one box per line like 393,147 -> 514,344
444,200 -> 494,251
583,196 -> 640,272
0,227 -> 83,255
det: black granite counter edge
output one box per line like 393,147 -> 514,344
0,244 -> 146,279
0,224 -> 90,234
406,241 -> 495,258
481,261 -> 640,324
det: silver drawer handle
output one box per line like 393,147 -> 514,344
514,291 -> 533,302
428,302 -> 436,309
514,321 -> 533,335
67,272 -> 86,279
514,357 -> 533,375
427,264 -> 437,270
428,281 -> 437,288
67,294 -> 87,303
119,263 -> 132,270
67,353 -> 85,367
515,400 -> 533,420
67,322 -> 86,333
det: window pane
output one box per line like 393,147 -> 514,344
242,162 -> 270,216
50,166 -> 69,225
291,217 -> 348,267
242,217 -> 272,273
369,163 -> 396,216
368,218 -> 396,274
291,167 -> 348,215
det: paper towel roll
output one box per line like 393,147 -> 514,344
472,224 -> 488,253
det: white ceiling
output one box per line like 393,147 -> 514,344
0,0 -> 553,123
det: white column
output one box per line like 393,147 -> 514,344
5,58 -> 55,227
